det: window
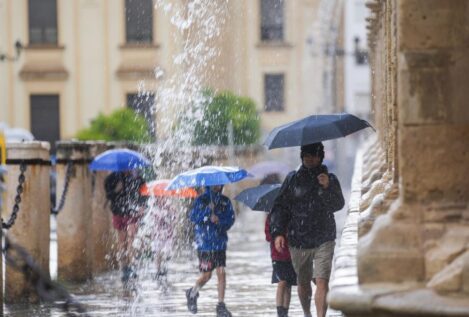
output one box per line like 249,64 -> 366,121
125,0 -> 153,44
264,74 -> 285,112
28,0 -> 58,45
30,95 -> 60,152
127,93 -> 155,138
261,0 -> 284,41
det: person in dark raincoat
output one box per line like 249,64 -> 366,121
104,170 -> 146,284
270,142 -> 345,317
185,185 -> 235,317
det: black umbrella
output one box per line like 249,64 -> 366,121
234,184 -> 281,212
264,113 -> 374,150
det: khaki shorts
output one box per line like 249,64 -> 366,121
290,240 -> 335,284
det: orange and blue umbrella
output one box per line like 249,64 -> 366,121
140,179 -> 198,198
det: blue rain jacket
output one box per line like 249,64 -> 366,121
190,189 -> 235,252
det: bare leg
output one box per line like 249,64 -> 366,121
283,284 -> 291,309
314,278 -> 329,317
298,282 -> 312,317
195,271 -> 212,290
276,281 -> 287,307
155,253 -> 162,272
117,230 -> 129,268
216,267 -> 226,303
125,222 -> 139,264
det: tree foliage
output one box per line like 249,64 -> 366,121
192,90 -> 260,146
76,108 -> 151,143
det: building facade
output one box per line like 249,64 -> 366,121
0,0 -> 337,150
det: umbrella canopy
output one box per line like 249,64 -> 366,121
234,184 -> 281,212
166,165 -> 250,190
140,179 -> 198,198
264,113 -> 374,149
89,149 -> 151,172
247,160 -> 292,180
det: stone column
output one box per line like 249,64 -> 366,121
358,0 -> 469,286
396,0 -> 469,292
3,142 -> 51,303
56,141 -> 93,282
0,165 -> 5,312
331,0 -> 469,315
90,142 -> 116,273
0,227 -> 2,313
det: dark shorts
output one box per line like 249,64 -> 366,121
197,251 -> 226,272
112,214 -> 141,231
272,260 -> 297,286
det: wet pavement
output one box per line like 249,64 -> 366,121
4,206 -> 346,317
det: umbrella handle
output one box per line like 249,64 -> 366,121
209,198 -> 215,216
207,190 -> 214,216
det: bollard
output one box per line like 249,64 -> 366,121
56,141 -> 93,282
90,142 -> 117,273
3,141 -> 51,303
0,164 -> 6,311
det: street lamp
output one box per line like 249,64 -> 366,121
354,36 -> 368,65
0,40 -> 24,62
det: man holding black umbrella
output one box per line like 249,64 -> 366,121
270,142 -> 345,317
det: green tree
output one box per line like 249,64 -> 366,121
76,108 -> 151,143
192,90 -> 260,146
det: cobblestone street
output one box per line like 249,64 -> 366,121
6,206 -> 346,317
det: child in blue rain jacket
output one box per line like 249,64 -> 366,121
185,185 -> 235,317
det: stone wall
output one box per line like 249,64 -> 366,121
329,0 -> 469,315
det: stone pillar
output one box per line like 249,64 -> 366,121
56,141 -> 93,282
358,0 -> 469,287
396,0 -> 469,292
90,142 -> 116,273
330,0 -> 469,315
3,142 -> 51,303
0,227 -> 2,313
0,165 -> 5,312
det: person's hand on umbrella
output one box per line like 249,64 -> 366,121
208,201 -> 215,210
210,214 -> 220,224
318,173 -> 330,189
275,235 -> 286,252
208,201 -> 219,224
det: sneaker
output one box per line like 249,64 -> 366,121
121,266 -> 137,283
277,306 -> 288,317
185,287 -> 198,314
216,302 -> 232,317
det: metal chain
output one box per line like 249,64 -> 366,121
51,161 -> 73,215
2,162 -> 27,229
3,234 -> 90,316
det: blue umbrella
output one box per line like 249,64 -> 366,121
89,149 -> 151,172
234,184 -> 281,212
264,113 -> 374,150
166,165 -> 250,190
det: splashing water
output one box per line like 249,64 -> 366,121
152,0 -> 228,166
129,0 -> 231,312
